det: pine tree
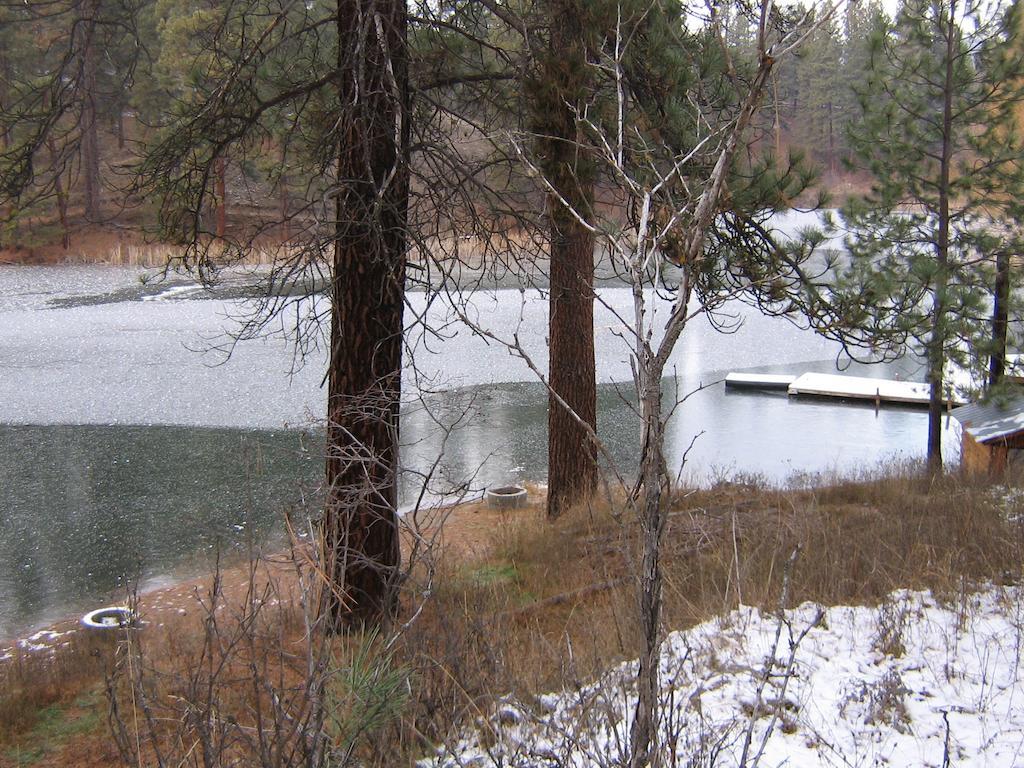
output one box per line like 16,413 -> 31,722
840,0 -> 886,164
793,10 -> 844,173
531,0 -> 599,519
135,0 -> 407,627
148,0 -> 242,238
0,0 -> 140,240
839,0 -> 1024,471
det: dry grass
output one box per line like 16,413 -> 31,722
1,466 -> 1022,766
660,469 -> 1022,621
0,634 -> 109,743
391,467 -> 1024,763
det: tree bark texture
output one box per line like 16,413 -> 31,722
990,248 -> 1010,388
322,0 -> 408,631
79,0 -> 101,222
547,201 -> 597,517
214,156 -> 227,238
628,381 -> 666,768
541,0 -> 598,518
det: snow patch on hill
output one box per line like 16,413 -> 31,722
424,586 -> 1024,767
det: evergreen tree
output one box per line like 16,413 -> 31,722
838,0 -> 1024,471
427,0 -> 702,519
0,0 -> 141,239
840,0 -> 887,163
793,9 -> 844,173
148,0 -> 243,237
530,0 -> 600,518
135,0 -> 407,628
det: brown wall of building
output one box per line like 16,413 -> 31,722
962,431 -> 994,475
961,431 -> 1014,477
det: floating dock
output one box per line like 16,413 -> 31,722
724,373 -> 798,391
787,372 -> 936,406
726,371 -> 963,408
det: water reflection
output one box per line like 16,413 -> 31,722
404,370 -> 957,500
0,260 -> 963,640
0,372 -> 957,640
0,425 -> 318,638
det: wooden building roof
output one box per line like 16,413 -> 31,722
952,394 -> 1024,444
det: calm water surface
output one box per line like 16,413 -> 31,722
0,259 -> 957,639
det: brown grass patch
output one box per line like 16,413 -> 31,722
1,468 -> 1022,766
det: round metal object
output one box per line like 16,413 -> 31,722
485,484 -> 528,509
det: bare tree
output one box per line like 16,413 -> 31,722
440,0 -> 854,761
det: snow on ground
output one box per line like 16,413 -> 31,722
12,628 -> 76,655
990,486 -> 1024,523
424,587 -> 1024,767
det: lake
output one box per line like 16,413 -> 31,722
0,259 -> 958,639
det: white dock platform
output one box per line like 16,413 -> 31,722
724,373 -> 798,391
724,371 -> 963,408
788,372 -> 959,406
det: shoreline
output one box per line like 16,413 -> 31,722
0,490 -> 539,662
0,547 -> 291,660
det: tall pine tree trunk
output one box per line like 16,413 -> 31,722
547,195 -> 597,517
926,302 -> 946,472
990,248 -> 1010,388
541,0 -> 597,518
214,156 -> 227,238
80,0 -> 101,222
927,2 -> 957,475
322,0 -> 407,631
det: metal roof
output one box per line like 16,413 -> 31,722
952,394 -> 1024,443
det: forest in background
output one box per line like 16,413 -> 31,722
0,0 -> 885,263
4,1 -> 1024,765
